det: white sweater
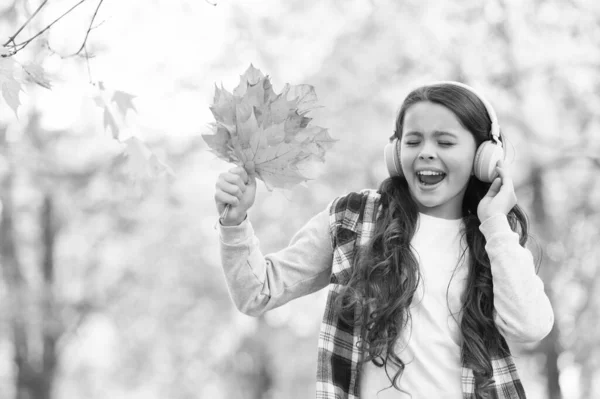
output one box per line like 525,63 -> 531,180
360,213 -> 467,398
217,203 -> 554,396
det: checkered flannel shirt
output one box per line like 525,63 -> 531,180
316,189 -> 526,398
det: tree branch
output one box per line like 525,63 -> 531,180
3,0 -> 91,57
84,45 -> 93,83
3,0 -> 49,48
70,0 -> 104,56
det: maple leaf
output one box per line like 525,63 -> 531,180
299,127 -> 337,162
0,47 -> 23,117
282,83 -> 320,113
210,84 -> 236,125
233,64 -> 264,97
202,64 -> 338,191
284,110 -> 312,142
89,82 -> 174,183
201,124 -> 235,161
92,93 -> 118,138
23,63 -> 52,89
103,106 -> 119,139
124,137 -> 174,180
94,84 -> 138,140
111,90 -> 137,116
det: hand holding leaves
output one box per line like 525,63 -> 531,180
214,162 -> 257,226
203,64 -> 337,192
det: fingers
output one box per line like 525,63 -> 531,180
227,166 -> 247,184
227,164 -> 254,189
214,189 -> 240,207
215,163 -> 256,206
495,159 -> 514,190
216,178 -> 245,201
486,177 -> 502,197
492,159 -> 518,208
223,172 -> 247,193
229,163 -> 257,185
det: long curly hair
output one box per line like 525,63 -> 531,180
333,83 -> 529,397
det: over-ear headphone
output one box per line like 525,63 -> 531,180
383,81 -> 504,183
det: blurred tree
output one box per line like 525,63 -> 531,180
0,0 -> 599,398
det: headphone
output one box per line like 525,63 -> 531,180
383,81 -> 504,183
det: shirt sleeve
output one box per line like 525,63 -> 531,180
217,206 -> 333,316
480,214 -> 555,343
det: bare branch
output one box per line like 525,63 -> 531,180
3,0 -> 49,48
6,0 -> 91,57
84,45 -> 93,83
70,0 -> 104,56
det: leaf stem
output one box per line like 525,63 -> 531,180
219,204 -> 230,221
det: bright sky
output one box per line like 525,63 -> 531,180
22,0 -> 234,139
2,0 -> 375,141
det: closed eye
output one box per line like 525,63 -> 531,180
439,142 -> 455,147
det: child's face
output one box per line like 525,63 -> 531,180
400,101 -> 478,219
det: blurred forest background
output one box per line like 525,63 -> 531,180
0,0 -> 599,398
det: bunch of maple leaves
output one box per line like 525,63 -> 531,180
0,45 -> 171,181
202,64 -> 337,191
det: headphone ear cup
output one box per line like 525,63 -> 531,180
473,141 -> 504,182
384,139 -> 403,177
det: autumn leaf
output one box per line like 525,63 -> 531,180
23,63 -> 52,89
201,124 -> 234,161
281,83 -> 320,113
299,127 -> 337,162
124,137 -> 174,180
202,64 -> 337,191
0,46 -> 23,117
94,84 -> 138,140
103,106 -> 119,139
233,64 -> 264,97
209,84 -> 236,125
91,82 -> 174,182
111,90 -> 137,116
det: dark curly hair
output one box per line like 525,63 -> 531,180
334,83 -> 529,397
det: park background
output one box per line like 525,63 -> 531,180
0,0 -> 599,398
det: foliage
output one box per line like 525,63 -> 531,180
202,64 -> 337,190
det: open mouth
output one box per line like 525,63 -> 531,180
416,171 -> 446,186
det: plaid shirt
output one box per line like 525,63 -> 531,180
316,189 -> 526,398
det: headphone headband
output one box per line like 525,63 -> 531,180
427,81 -> 501,147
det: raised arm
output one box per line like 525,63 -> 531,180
218,210 -> 333,316
214,164 -> 333,316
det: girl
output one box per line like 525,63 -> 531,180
214,82 -> 554,398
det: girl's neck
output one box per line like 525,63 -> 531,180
417,205 -> 463,221
418,211 -> 463,222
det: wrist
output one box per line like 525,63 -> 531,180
479,212 -> 505,224
220,213 -> 247,226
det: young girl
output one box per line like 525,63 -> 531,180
214,82 -> 554,398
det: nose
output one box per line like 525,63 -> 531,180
418,143 -> 437,160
